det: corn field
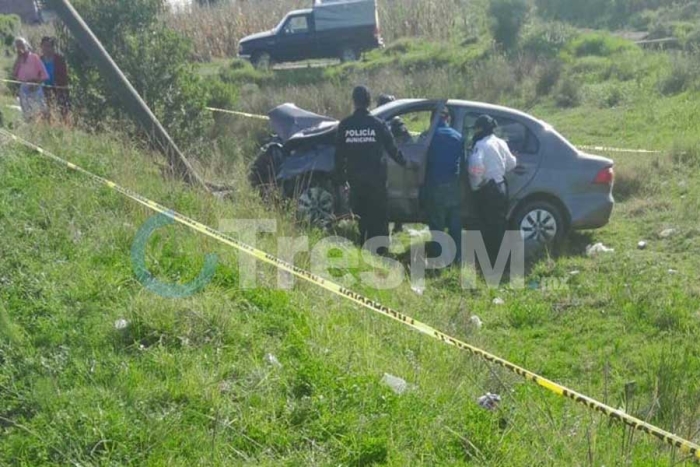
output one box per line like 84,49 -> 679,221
163,0 -> 482,60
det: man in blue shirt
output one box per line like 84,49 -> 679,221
424,107 -> 465,265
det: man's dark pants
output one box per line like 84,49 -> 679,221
350,181 -> 389,252
474,180 -> 509,265
424,179 -> 462,265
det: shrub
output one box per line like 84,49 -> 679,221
219,59 -> 273,86
488,0 -> 530,51
656,53 -> 700,95
565,32 -> 636,58
582,82 -> 634,108
534,59 -> 562,96
554,74 -> 581,107
683,27 -> 700,52
56,0 -> 211,152
468,55 -> 518,103
670,141 -> 700,168
520,21 -> 577,58
0,14 -> 20,48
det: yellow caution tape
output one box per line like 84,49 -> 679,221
206,107 -> 270,120
2,128 -> 698,461
1,78 -> 71,90
579,145 -> 661,154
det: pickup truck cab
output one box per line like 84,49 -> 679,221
238,0 -> 383,68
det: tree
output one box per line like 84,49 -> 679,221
55,0 -> 211,151
489,0 -> 530,51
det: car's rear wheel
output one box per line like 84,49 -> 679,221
339,47 -> 358,63
512,200 -> 566,248
251,51 -> 272,70
297,185 -> 335,230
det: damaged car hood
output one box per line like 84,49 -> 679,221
268,103 -> 339,143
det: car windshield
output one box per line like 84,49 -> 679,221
274,15 -> 289,34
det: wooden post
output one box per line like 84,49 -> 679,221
47,0 -> 209,191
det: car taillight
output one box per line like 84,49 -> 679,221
593,166 -> 614,185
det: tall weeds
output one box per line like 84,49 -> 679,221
164,0 -> 484,60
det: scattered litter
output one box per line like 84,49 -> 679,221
411,284 -> 425,296
469,315 -> 483,329
586,243 -> 615,257
265,353 -> 282,368
569,270 -> 581,276
668,269 -> 678,275
637,241 -> 647,250
212,190 -> 234,201
492,297 -> 505,306
381,373 -> 415,395
477,393 -> 502,411
659,228 -> 677,239
407,227 -> 430,238
114,319 -> 129,330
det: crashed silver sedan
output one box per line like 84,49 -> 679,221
249,99 -> 615,247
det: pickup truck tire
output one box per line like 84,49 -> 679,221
251,51 -> 272,70
339,47 -> 358,63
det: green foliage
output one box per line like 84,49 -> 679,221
55,0 -> 211,151
488,0 -> 530,50
535,0 -> 698,28
219,58 -> 273,86
0,14 -> 20,48
553,73 -> 581,107
520,21 -> 577,58
657,52 -> 700,95
565,32 -> 636,58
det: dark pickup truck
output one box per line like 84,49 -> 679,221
238,0 -> 383,68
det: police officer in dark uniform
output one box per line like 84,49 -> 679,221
336,86 -> 417,253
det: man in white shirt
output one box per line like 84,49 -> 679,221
468,115 -> 517,264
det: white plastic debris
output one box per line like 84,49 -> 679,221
411,284 -> 425,296
114,319 -> 129,331
381,374 -> 414,395
492,297 -> 505,306
637,241 -> 647,250
265,353 -> 282,368
659,228 -> 677,239
477,393 -> 502,411
407,227 -> 430,238
469,315 -> 483,329
668,269 -> 678,275
569,270 -> 581,276
586,243 -> 615,257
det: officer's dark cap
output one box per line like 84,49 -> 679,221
377,93 -> 395,107
352,85 -> 372,108
474,115 -> 497,132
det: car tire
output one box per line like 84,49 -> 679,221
297,185 -> 335,230
511,200 -> 566,249
251,51 -> 272,70
339,47 -> 358,63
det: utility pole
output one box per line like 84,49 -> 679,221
47,0 -> 209,191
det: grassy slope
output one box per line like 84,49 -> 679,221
3,48 -> 700,467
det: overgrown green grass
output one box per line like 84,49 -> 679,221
2,94 -> 700,466
3,17 -> 700,466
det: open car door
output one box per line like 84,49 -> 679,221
385,100 -> 448,221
